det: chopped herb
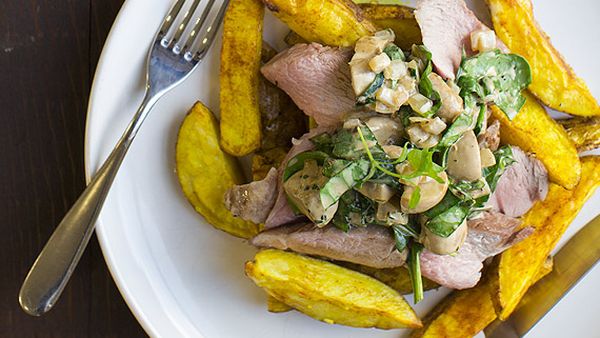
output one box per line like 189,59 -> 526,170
283,151 -> 329,181
407,243 -> 424,303
384,43 -> 405,61
483,145 -> 516,191
426,203 -> 470,237
357,73 -> 385,106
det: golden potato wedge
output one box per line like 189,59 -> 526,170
219,0 -> 264,156
491,92 -> 581,189
267,295 -> 293,313
246,249 -> 422,329
493,156 -> 600,320
411,257 -> 553,338
487,0 -> 600,116
176,102 -> 260,239
262,0 -> 376,47
560,117 -> 600,153
339,263 -> 438,295
358,4 -> 421,50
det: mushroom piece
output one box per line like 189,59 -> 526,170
283,160 -> 338,226
400,172 -> 449,214
428,73 -> 464,122
365,116 -> 403,145
376,197 -> 409,226
420,219 -> 468,255
447,130 -> 482,181
356,182 -> 396,203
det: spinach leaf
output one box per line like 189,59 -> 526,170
392,226 -> 409,252
457,50 -> 532,119
449,178 -> 488,202
357,73 -> 385,106
384,43 -> 405,61
436,112 -> 473,149
320,159 -> 371,208
483,145 -> 516,191
473,104 -> 487,136
424,191 -> 461,219
426,203 -> 470,238
310,133 -> 333,154
283,151 -> 329,181
332,190 -> 375,232
418,61 -> 442,117
407,243 -> 424,303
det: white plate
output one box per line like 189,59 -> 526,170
86,1 -> 600,337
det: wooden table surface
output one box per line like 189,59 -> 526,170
1,1 -> 147,336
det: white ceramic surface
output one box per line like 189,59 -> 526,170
85,1 -> 600,337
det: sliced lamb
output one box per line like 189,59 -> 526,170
251,223 -> 407,269
264,126 -> 336,229
420,211 -> 533,289
487,146 -> 549,217
224,168 -> 278,224
261,43 -> 355,126
415,0 -> 507,79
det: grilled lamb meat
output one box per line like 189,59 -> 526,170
487,146 -> 549,217
224,168 -> 278,224
261,43 -> 355,126
414,0 -> 506,79
251,223 -> 407,269
420,211 -> 533,289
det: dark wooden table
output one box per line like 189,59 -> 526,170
1,1 -> 147,337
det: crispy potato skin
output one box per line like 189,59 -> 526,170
494,156 -> 600,320
410,258 -> 553,338
358,4 -> 421,50
219,0 -> 264,156
560,117 -> 600,153
267,295 -> 292,313
263,0 -> 376,47
491,92 -> 581,189
339,263 -> 438,295
176,102 -> 260,239
487,0 -> 600,116
246,249 -> 422,329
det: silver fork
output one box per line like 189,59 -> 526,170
18,0 -> 229,316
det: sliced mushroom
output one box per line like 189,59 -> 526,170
365,116 -> 403,145
420,219 -> 468,255
376,197 -> 409,225
283,160 -> 338,226
406,124 -> 440,148
400,172 -> 449,214
428,72 -> 464,122
447,130 -> 482,181
356,182 -> 396,203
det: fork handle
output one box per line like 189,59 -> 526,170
19,91 -> 157,316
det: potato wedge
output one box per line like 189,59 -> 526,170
262,0 -> 376,47
339,263 -> 438,295
487,0 -> 600,116
493,156 -> 600,320
358,4 -> 421,50
219,0 -> 264,156
267,295 -> 292,313
246,249 -> 422,329
491,92 -> 581,189
411,257 -> 553,338
560,117 -> 600,153
176,102 -> 260,239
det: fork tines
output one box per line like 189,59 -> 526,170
158,0 -> 230,62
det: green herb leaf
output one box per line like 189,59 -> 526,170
424,191 -> 461,219
310,133 -> 334,153
437,112 -> 473,149
426,203 -> 470,238
320,159 -> 371,208
357,73 -> 385,106
408,186 -> 421,209
332,190 -> 376,231
407,243 -> 424,304
457,50 -> 532,120
483,145 -> 516,191
418,61 -> 442,117
283,151 -> 329,181
384,43 -> 405,61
